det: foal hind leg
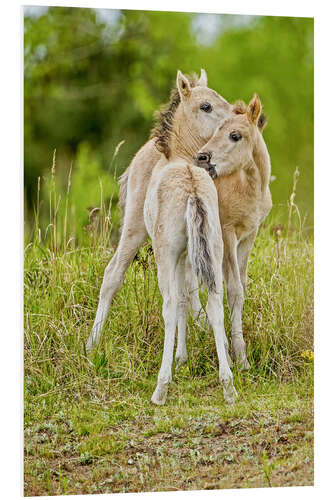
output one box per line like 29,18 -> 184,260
183,258 -> 232,367
87,210 -> 148,351
184,256 -> 203,321
175,253 -> 189,368
151,252 -> 179,405
206,268 -> 237,404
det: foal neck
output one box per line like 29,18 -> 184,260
253,131 -> 271,193
168,106 -> 205,162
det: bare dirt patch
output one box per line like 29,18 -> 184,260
24,405 -> 313,495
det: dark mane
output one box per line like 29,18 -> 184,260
150,73 -> 200,158
232,100 -> 247,115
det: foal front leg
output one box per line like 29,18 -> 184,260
223,229 -> 250,370
237,229 -> 258,293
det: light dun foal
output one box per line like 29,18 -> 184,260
144,160 -> 236,405
87,70 -> 232,350
196,94 -> 272,369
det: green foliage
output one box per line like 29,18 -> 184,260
24,7 -> 314,238
59,142 -> 120,241
34,144 -> 120,247
203,16 -> 314,220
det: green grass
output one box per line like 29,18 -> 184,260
24,169 -> 314,495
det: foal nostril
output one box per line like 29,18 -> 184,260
197,152 -> 211,163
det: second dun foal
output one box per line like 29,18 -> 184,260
196,94 -> 272,369
148,94 -> 270,406
144,160 -> 236,406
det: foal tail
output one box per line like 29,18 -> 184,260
185,195 -> 217,293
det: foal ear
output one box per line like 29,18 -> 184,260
177,70 -> 192,99
198,68 -> 208,87
247,93 -> 262,125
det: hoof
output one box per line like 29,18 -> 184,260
234,354 -> 250,371
151,383 -> 168,406
222,379 -> 238,405
86,340 -> 94,353
151,395 -> 166,406
232,337 -> 250,371
86,332 -> 98,353
239,357 -> 250,371
175,354 -> 188,369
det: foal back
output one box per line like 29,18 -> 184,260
144,160 -> 222,271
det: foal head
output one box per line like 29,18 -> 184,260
175,70 -> 232,142
196,94 -> 264,178
151,69 -> 232,159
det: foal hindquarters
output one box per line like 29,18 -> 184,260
144,163 -> 237,406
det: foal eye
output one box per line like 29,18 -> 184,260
229,131 -> 242,142
200,102 -> 212,113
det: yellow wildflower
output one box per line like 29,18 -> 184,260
301,350 -> 314,361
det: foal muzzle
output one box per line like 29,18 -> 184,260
195,151 -> 217,179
